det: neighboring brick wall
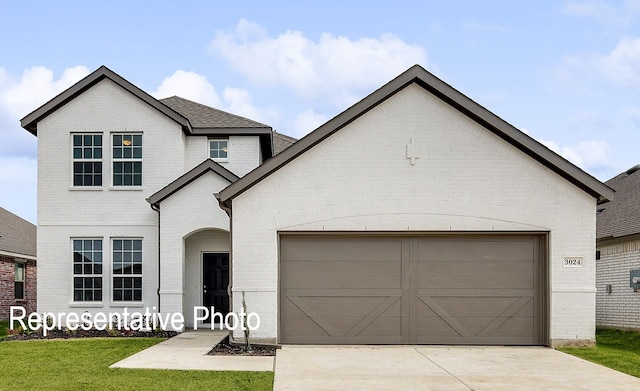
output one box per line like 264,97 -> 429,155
0,256 -> 37,320
596,239 -> 640,329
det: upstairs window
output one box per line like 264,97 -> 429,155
72,134 -> 102,186
209,139 -> 228,160
113,134 -> 142,186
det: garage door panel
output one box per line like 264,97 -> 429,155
281,237 -> 403,262
418,239 -> 535,262
283,261 -> 401,289
418,296 -> 532,318
418,261 -> 533,289
279,234 -> 543,345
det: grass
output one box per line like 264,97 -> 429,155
558,328 -> 640,378
0,338 -> 274,390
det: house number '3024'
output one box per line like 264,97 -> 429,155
563,257 -> 584,268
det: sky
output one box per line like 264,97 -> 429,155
1,0 -> 639,224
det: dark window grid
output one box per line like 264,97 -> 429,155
73,134 -> 103,187
113,277 -> 142,301
73,162 -> 102,187
113,134 -> 142,159
72,239 -> 103,302
209,140 -> 228,159
73,134 -> 103,159
73,277 -> 103,302
112,162 -> 142,186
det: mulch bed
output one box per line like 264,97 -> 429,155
208,336 -> 277,356
1,328 -> 178,341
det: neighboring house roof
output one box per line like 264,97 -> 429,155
273,132 -> 298,155
597,165 -> 640,240
147,159 -> 239,206
0,207 -> 36,259
217,64 -> 614,207
20,66 -> 274,159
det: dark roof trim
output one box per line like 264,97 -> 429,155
147,159 -> 239,206
21,66 -> 192,135
190,127 -> 272,135
218,64 -> 614,207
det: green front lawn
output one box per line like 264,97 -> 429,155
0,338 -> 273,390
558,328 -> 640,378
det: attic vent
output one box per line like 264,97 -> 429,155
626,164 -> 640,176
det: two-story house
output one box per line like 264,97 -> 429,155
23,64 -> 613,347
20,66 -> 294,329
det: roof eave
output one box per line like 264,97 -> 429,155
20,65 -> 192,135
147,159 -> 239,206
218,64 -> 614,206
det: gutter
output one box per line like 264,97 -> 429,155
149,202 -> 161,312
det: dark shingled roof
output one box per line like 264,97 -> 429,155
597,166 -> 640,240
160,96 -> 270,129
273,132 -> 297,155
0,207 -> 36,258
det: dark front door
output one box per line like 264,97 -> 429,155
203,253 -> 230,322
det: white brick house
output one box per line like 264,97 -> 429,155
217,65 -> 613,347
24,65 -> 612,347
21,66 -> 294,329
596,165 -> 640,329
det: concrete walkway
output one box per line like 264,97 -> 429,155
273,345 -> 640,391
110,329 -> 274,372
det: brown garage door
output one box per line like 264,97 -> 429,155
279,234 -> 545,345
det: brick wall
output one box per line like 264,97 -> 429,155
596,239 -> 640,329
0,256 -> 37,320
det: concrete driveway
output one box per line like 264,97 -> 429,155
273,346 -> 640,390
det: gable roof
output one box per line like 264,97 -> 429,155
0,207 -> 36,259
218,64 -> 614,208
21,66 -> 191,135
20,66 -> 275,159
597,165 -> 640,240
147,159 -> 239,206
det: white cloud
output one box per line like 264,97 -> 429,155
221,87 -> 278,125
152,69 -> 278,126
562,0 -> 627,25
153,70 -> 221,107
0,65 -> 90,119
552,36 -> 640,92
291,109 -> 328,138
596,36 -> 640,87
209,19 -> 428,107
541,139 -> 613,175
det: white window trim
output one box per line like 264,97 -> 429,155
208,138 -> 229,162
111,132 -> 143,188
71,132 -> 104,189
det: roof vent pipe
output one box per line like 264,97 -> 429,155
626,164 -> 640,176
